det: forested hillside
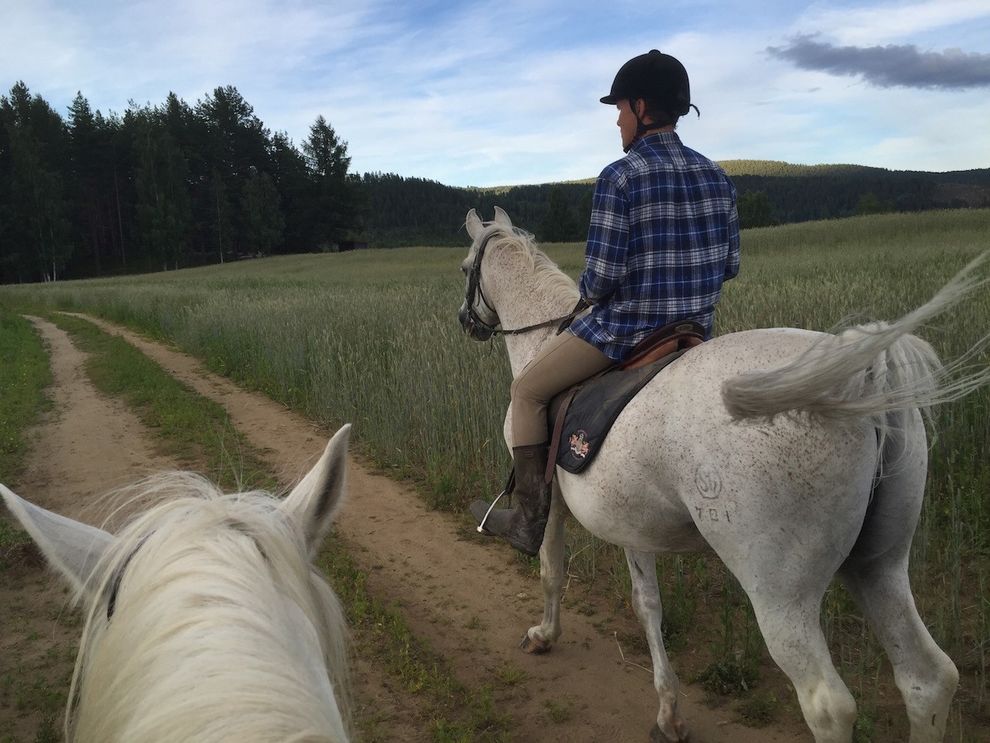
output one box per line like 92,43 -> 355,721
2,81 -> 988,282
359,164 -> 990,246
724,160 -> 990,225
356,174 -> 592,247
0,82 -> 358,283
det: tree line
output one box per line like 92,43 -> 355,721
3,80 -> 988,283
354,173 -> 594,247
0,82 -> 358,283
359,166 -> 990,245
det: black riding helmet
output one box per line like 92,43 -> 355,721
601,50 -> 698,133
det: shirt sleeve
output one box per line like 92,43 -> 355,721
579,172 -> 629,303
723,182 -> 741,281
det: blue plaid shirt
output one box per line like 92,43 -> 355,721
570,131 -> 740,362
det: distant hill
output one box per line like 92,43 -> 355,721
356,163 -> 990,246
719,160 -> 878,177
723,162 -> 990,226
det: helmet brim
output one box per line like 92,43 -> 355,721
599,94 -> 621,105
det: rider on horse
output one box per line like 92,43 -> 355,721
471,50 -> 741,556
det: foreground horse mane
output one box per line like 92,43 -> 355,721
68,471 -> 350,742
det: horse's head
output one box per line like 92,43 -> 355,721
0,425 -> 354,740
458,206 -> 516,341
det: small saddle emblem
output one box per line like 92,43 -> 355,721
568,430 -> 590,459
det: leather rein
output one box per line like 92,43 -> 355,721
464,231 -> 587,338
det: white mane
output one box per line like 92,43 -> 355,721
68,472 -> 350,742
474,223 -> 580,310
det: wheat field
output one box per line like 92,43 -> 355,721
3,208 -> 989,737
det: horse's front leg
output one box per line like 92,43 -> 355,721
521,480 -> 566,653
625,549 -> 689,743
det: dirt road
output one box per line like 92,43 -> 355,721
4,314 -> 808,742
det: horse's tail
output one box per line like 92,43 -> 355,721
721,253 -> 990,423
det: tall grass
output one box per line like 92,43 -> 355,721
0,309 -> 52,577
3,209 -> 989,736
0,310 -> 51,483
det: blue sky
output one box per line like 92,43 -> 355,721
3,0 -> 989,187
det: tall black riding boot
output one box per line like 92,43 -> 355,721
469,444 -> 551,557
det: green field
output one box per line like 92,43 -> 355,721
3,208 -> 989,737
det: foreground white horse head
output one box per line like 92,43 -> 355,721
460,209 -> 988,743
1,425 -> 353,743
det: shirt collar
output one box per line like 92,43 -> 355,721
631,130 -> 681,153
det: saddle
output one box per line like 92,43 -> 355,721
545,320 -> 705,481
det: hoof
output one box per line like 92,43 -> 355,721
649,723 -> 689,743
519,633 -> 552,654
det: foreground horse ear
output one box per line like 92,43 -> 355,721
1,484 -> 113,595
465,209 -> 483,240
493,206 -> 513,230
281,424 -> 351,556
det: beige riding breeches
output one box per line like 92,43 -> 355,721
510,331 -> 613,447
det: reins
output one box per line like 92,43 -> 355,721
493,299 -> 587,337
465,230 -> 587,338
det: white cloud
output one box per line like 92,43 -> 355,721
793,0 -> 990,45
2,0 -> 988,185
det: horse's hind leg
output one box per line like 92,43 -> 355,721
522,481 -> 567,653
840,562 -> 957,742
748,589 -> 857,743
625,549 -> 688,743
839,426 -> 958,742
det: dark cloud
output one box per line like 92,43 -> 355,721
767,35 -> 990,90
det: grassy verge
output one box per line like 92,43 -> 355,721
0,308 -> 52,569
0,309 -> 63,743
0,310 -> 51,487
46,313 -> 513,741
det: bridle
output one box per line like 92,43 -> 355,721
463,230 -> 587,338
104,520 -> 265,621
106,534 -> 151,620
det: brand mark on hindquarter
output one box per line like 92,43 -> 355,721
694,463 -> 723,499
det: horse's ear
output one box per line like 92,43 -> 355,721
1,484 -> 113,596
493,206 -> 513,230
281,424 -> 351,557
465,209 -> 483,240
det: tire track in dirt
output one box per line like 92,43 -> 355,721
62,312 -> 809,742
16,316 -> 178,522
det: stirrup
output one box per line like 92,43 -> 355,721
475,489 -> 507,533
474,469 -> 516,533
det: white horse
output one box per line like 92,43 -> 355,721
458,207 -> 989,743
1,425 -> 353,743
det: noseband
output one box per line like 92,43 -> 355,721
463,231 -> 587,338
463,232 -> 502,338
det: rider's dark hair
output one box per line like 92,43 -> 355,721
637,98 -> 678,128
